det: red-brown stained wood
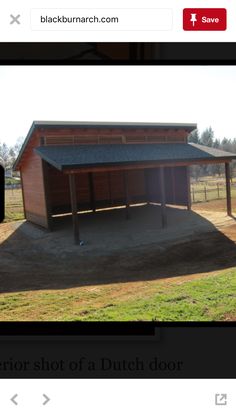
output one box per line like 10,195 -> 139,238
186,167 -> 192,210
17,125 -> 233,231
69,173 -> 80,244
20,134 -> 49,228
46,166 -> 189,215
39,127 -> 190,146
63,159 -> 231,175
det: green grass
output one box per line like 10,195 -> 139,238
2,180 -> 236,321
191,186 -> 236,203
4,189 -> 24,222
191,177 -> 236,203
5,178 -> 21,185
0,268 -> 236,321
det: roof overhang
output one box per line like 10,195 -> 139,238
35,143 -> 236,173
13,121 -> 197,171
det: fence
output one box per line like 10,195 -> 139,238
191,182 -> 236,203
5,183 -> 21,190
4,181 -> 236,204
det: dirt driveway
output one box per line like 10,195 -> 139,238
1,204 -> 236,294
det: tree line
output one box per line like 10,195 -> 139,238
188,127 -> 236,181
0,138 -> 23,171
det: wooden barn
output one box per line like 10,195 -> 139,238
14,121 -> 236,244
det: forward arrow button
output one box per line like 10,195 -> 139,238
43,394 -> 50,406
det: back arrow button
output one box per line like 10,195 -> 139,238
10,394 -> 18,405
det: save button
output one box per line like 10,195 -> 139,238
183,8 -> 227,31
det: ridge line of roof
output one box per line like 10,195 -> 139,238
32,120 -> 197,127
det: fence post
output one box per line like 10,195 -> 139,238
204,186 -> 207,201
192,187 -> 195,202
217,183 -> 220,199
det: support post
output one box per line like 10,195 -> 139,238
186,167 -> 191,211
225,162 -> 232,216
123,170 -> 130,219
89,172 -> 96,212
108,172 -> 113,206
145,169 -> 150,204
171,167 -> 176,205
160,167 -> 167,228
69,173 -> 80,245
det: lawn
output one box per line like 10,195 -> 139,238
2,181 -> 236,322
191,176 -> 236,203
0,267 -> 235,321
4,189 -> 24,222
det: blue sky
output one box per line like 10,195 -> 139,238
0,66 -> 235,145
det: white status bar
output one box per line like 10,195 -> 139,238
0,0 -> 235,42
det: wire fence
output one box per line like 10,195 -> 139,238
191,182 -> 236,203
5,183 -> 21,190
4,181 -> 236,210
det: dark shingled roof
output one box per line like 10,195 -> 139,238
35,143 -> 236,171
13,120 -> 197,170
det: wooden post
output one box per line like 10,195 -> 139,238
171,167 -> 176,205
145,169 -> 150,204
108,172 -> 113,206
204,186 -> 207,202
89,172 -> 95,212
123,170 -> 130,219
69,173 -> 80,244
186,167 -> 191,211
217,183 -> 220,199
225,162 -> 232,216
160,167 -> 167,228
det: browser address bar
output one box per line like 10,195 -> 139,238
30,9 -> 173,31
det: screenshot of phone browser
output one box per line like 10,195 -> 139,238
0,2 -> 236,419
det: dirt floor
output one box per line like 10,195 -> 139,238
1,202 -> 236,294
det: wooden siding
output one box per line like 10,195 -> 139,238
20,134 -> 49,228
41,127 -> 188,146
47,165 -> 188,215
146,167 -> 188,206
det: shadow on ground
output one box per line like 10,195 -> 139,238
1,204 -> 236,293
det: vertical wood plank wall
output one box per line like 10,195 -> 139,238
46,165 -> 189,215
20,135 -> 49,228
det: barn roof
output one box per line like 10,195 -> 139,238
29,120 -> 198,130
13,120 -> 197,171
35,143 -> 236,171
